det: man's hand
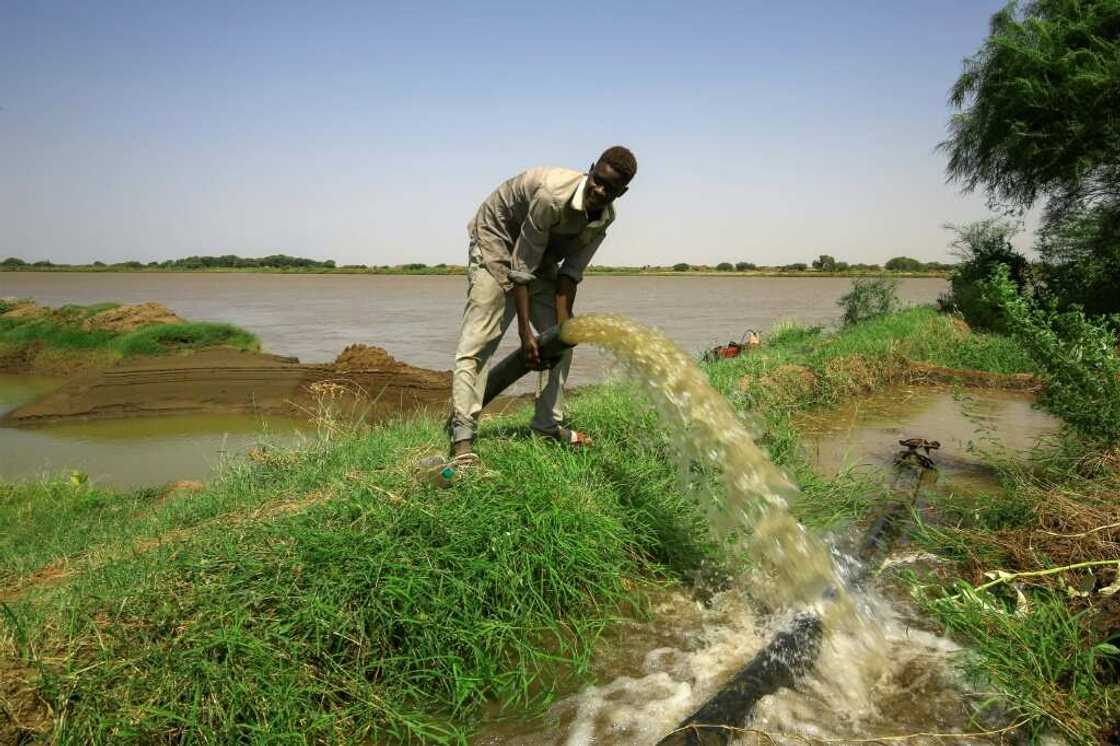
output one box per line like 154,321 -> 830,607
512,284 -> 543,369
520,330 -> 542,370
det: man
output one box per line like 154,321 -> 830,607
448,146 -> 638,462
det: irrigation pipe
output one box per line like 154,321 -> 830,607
656,467 -> 930,746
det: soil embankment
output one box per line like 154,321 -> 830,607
2,345 -> 451,424
2,299 -> 453,424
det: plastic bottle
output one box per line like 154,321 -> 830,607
416,455 -> 456,488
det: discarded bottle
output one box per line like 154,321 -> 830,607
416,455 -> 456,488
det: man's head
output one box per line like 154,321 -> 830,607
584,145 -> 637,212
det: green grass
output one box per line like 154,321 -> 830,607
1,388 -> 714,743
0,305 -> 259,365
1,306 -> 1108,743
915,584 -> 1119,743
110,322 -> 259,356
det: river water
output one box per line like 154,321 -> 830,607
1,273 -> 947,379
0,273 -> 945,486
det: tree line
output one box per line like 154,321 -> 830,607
1,254 -> 338,270
668,255 -> 951,273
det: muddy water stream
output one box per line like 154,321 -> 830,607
478,374 -> 1061,744
0,374 -> 305,487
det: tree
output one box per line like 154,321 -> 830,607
943,0 -> 1120,313
884,256 -> 923,272
672,262 -> 690,272
780,263 -> 808,272
2,257 -> 27,267
716,262 -> 734,271
812,254 -> 837,272
735,261 -> 756,271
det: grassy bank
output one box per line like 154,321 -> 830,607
5,306 -> 1114,743
0,301 -> 259,373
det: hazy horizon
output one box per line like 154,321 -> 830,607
2,1 -> 1028,268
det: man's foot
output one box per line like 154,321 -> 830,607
531,425 -> 592,448
449,439 -> 480,468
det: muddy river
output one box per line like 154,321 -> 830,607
1,274 -> 947,486
1,273 -> 947,376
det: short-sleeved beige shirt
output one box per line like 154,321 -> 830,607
467,167 -> 615,292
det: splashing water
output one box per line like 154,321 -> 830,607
561,314 -> 842,611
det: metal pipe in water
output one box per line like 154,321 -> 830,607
656,458 -> 933,745
480,322 -> 575,408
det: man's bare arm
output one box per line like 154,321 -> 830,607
555,276 -> 577,325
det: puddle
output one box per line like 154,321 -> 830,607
797,386 -> 1060,494
0,374 -> 305,487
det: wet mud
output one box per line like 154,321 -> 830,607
1,345 -> 451,425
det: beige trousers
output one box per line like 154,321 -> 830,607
449,254 -> 572,444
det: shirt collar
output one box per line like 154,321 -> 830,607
571,175 -> 589,212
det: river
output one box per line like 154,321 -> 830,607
1,273 -> 947,486
1,273 -> 947,380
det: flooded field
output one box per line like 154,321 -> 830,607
0,374 -> 304,486
798,385 -> 1061,494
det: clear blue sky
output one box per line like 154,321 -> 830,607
1,1 -> 1016,267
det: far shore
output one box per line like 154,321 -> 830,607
0,266 -> 950,279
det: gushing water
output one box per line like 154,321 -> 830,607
560,315 -> 842,611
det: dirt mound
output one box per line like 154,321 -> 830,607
0,301 -> 49,320
3,345 -> 452,425
332,344 -> 449,385
84,302 -> 184,332
334,344 -> 408,371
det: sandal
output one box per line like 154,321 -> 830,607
449,439 -> 480,470
449,451 -> 481,470
531,425 -> 593,448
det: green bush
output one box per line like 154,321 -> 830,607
836,277 -> 900,326
983,264 -> 1120,445
735,261 -> 756,271
942,220 -> 1030,331
672,262 -> 690,272
715,262 -> 734,271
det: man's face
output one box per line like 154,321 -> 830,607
583,160 -> 629,212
